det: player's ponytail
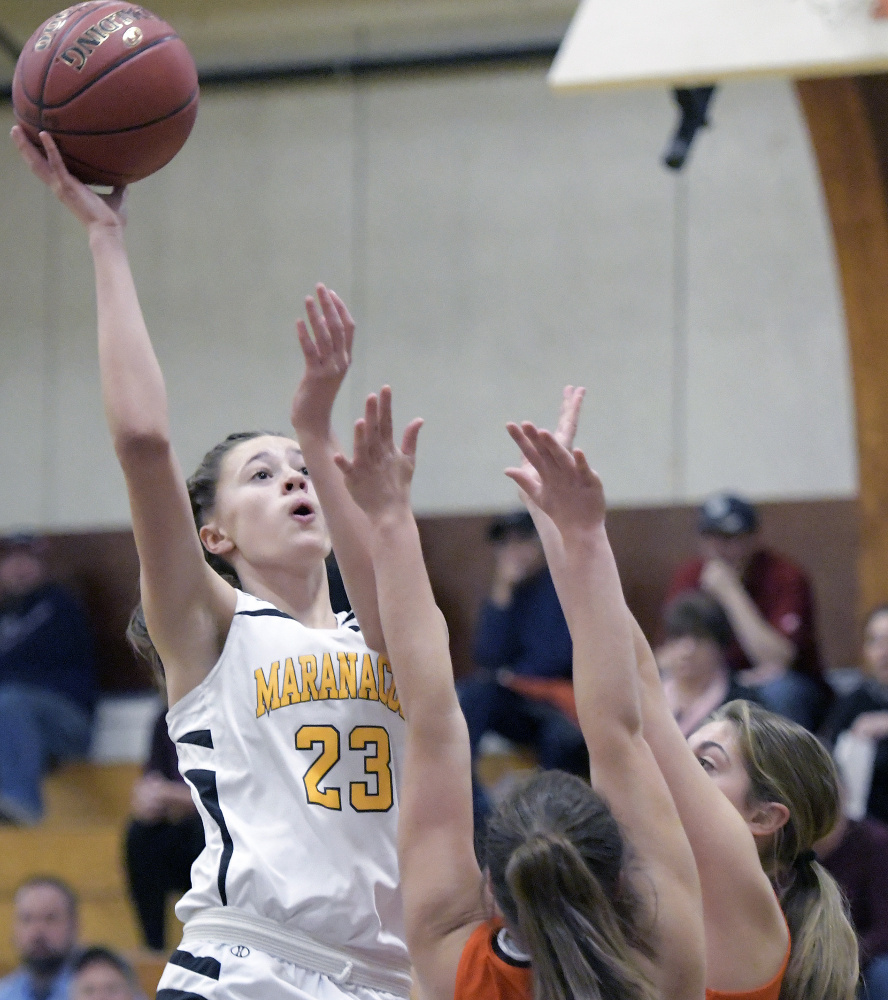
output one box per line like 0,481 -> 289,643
126,431 -> 272,685
485,771 -> 657,1000
711,700 -> 858,1000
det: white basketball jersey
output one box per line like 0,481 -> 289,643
166,590 -> 408,970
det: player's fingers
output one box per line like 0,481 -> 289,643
504,466 -> 541,500
316,284 -> 344,351
332,452 -> 353,476
536,429 -> 575,469
11,127 -> 53,181
38,131 -> 70,179
506,422 -> 545,472
305,295 -> 333,354
328,291 -> 355,355
295,319 -> 320,361
352,417 -> 369,462
401,418 -> 424,459
106,185 -> 127,213
573,449 -> 603,488
362,393 -> 380,448
377,386 -> 395,446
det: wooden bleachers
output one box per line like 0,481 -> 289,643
0,762 -> 179,998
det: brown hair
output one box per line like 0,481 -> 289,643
483,771 -> 657,1000
710,700 -> 858,1000
126,431 -> 281,684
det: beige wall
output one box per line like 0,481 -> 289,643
0,68 -> 856,529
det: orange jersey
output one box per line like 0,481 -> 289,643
455,920 -> 533,1000
706,935 -> 790,1000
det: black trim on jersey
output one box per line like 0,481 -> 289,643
169,950 -> 221,981
235,608 -> 294,620
186,769 -> 233,906
177,730 -> 214,749
341,610 -> 361,632
157,990 -> 211,1000
492,929 -> 532,968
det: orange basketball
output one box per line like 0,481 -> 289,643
12,2 -> 199,186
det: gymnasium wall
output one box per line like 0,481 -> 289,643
0,67 -> 857,530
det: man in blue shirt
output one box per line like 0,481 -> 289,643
0,878 -> 79,1000
0,535 -> 97,824
459,512 -> 587,825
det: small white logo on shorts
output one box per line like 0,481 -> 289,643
230,945 -> 250,957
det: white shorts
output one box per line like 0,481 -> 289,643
155,941 -> 407,1000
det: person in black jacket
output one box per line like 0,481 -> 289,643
124,707 -> 203,951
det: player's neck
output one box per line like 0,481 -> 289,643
240,563 -> 336,628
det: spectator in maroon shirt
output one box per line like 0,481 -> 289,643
816,811 -> 888,1000
665,493 -> 830,731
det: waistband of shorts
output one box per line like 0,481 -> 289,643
179,907 -> 412,998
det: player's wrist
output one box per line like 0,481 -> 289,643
88,221 -> 126,251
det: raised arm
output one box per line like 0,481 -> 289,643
291,287 -> 385,653
505,418 -> 704,1000
333,388 -> 485,1000
630,616 -> 789,991
12,128 -> 235,705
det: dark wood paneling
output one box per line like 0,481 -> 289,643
419,498 -> 860,680
36,497 -> 860,692
38,530 -> 150,693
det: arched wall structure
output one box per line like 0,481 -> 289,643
798,75 -> 888,618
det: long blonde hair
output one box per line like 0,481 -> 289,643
711,700 -> 858,1000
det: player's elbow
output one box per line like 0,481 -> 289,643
113,427 -> 173,468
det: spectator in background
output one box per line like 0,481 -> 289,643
815,807 -> 888,1000
0,877 -> 79,1000
124,708 -> 203,952
656,590 -> 761,736
0,535 -> 97,824
665,492 -> 830,731
70,948 -> 140,1000
823,605 -> 888,827
458,512 -> 586,820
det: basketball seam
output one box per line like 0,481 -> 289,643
22,3 -> 104,111
44,89 -> 198,135
40,34 -> 185,110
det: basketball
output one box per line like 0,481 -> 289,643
12,2 -> 199,186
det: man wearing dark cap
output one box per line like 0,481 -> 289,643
665,492 -> 829,730
0,535 -> 97,824
459,511 -> 586,822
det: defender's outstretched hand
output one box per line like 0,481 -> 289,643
512,385 -> 585,502
333,386 -> 423,521
291,284 -> 355,436
11,127 -> 126,232
505,420 -> 605,534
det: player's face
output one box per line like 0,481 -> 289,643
688,719 -> 755,820
211,435 -> 331,569
863,610 -> 888,686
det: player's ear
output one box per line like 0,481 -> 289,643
199,522 -> 235,557
746,800 -> 790,838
